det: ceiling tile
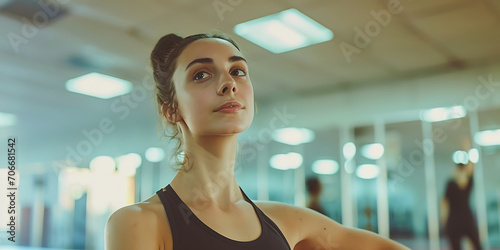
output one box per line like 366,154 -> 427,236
367,20 -> 449,71
410,2 -> 498,39
438,23 -> 500,62
403,0 -> 468,15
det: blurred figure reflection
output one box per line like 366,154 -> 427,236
306,176 -> 327,216
441,162 -> 482,250
364,205 -> 373,231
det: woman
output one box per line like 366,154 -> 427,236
306,177 -> 327,216
441,162 -> 482,250
105,33 -> 409,250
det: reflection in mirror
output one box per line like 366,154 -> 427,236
353,125 -> 378,233
385,121 -> 425,246
304,128 -> 342,222
477,107 -> 500,247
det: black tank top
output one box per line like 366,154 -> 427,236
156,184 -> 291,250
444,175 -> 475,227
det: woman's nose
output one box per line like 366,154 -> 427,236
217,73 -> 237,95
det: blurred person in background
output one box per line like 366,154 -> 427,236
441,161 -> 482,250
306,176 -> 327,216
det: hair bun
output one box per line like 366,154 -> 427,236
151,33 -> 183,66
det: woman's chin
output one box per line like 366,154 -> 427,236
213,125 -> 250,135
219,128 -> 247,135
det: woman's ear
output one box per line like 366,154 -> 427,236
162,103 -> 180,123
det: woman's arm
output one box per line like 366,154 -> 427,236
284,204 -> 410,250
105,206 -> 161,250
440,198 -> 449,226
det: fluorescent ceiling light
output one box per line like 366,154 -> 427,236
452,150 -> 469,164
468,148 -> 479,164
66,72 -> 132,99
420,105 -> 466,122
361,143 -> 384,160
343,142 -> 356,160
89,156 -> 116,174
356,164 -> 379,179
0,112 -> 17,127
145,147 -> 165,163
272,127 -> 315,145
117,153 -> 142,177
312,159 -> 339,175
270,152 -> 303,170
234,8 -> 333,53
474,129 -> 500,146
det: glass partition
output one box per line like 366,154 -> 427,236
385,121 -> 426,246
353,125 -> 378,232
478,107 -> 500,248
303,127 -> 342,221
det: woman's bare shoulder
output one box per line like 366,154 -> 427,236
254,200 -> 409,250
252,200 -> 291,222
108,202 -> 159,223
105,198 -> 171,250
253,200 -> 293,214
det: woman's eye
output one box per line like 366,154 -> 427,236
193,72 -> 210,81
231,69 -> 246,76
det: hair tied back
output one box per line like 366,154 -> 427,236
151,33 -> 183,65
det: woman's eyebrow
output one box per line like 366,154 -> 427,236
229,56 -> 247,64
185,56 -> 247,71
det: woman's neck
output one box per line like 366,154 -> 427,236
169,134 -> 243,212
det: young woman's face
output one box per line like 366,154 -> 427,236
171,38 -> 254,136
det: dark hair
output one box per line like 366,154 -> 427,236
150,33 -> 241,172
306,177 -> 322,195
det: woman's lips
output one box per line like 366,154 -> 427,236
216,106 -> 243,113
214,101 -> 244,112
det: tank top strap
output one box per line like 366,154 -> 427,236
238,186 -> 291,249
238,186 -> 266,217
238,185 -> 255,205
156,186 -> 181,242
